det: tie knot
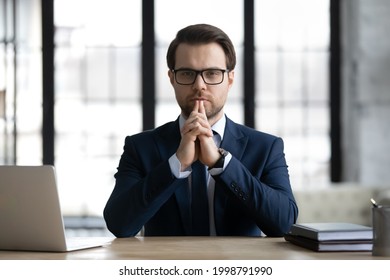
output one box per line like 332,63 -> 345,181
212,130 -> 221,146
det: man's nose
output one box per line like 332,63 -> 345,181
192,72 -> 207,89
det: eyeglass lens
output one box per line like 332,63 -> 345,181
175,69 -> 225,85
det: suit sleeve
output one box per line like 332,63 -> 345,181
216,137 -> 298,237
103,135 -> 182,237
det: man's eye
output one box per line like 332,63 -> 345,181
181,71 -> 195,77
205,70 -> 220,77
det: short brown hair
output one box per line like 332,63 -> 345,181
166,24 -> 236,71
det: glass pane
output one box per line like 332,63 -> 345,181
256,106 -> 280,135
257,52 -> 279,105
1,44 -> 16,164
307,105 -> 329,134
307,52 -> 329,102
115,48 -> 141,100
256,0 -> 330,51
15,0 -> 42,165
281,106 -> 305,134
155,46 -> 174,101
155,0 -> 244,126
155,0 -> 244,46
17,0 -> 42,47
281,52 -> 304,102
54,0 -> 142,217
55,0 -> 141,47
0,2 -> 4,40
55,47 -> 84,97
4,0 -> 14,42
0,45 -> 5,90
255,0 -> 330,189
85,48 -> 111,100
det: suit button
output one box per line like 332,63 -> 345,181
231,182 -> 239,192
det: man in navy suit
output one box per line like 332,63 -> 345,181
104,24 -> 298,237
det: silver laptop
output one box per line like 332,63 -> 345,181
0,165 -> 111,252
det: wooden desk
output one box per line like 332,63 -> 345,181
0,236 -> 388,260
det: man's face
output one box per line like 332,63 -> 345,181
168,42 -> 234,124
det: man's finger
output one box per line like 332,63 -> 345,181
193,100 -> 199,113
199,100 -> 206,115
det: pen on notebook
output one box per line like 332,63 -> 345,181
371,198 -> 379,208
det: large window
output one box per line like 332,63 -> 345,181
54,0 -> 142,215
1,0 -> 330,219
255,0 -> 330,189
0,0 -> 42,165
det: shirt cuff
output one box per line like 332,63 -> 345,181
169,154 -> 191,179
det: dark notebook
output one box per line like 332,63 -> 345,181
288,223 -> 373,241
284,234 -> 372,252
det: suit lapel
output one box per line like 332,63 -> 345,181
214,117 -> 248,235
154,118 -> 181,160
220,117 -> 248,159
154,118 -> 192,235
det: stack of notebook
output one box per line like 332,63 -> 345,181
284,222 -> 373,252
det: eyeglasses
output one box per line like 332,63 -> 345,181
172,68 -> 229,85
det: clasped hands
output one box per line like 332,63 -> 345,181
176,100 -> 221,171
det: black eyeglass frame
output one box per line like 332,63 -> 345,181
171,68 -> 230,85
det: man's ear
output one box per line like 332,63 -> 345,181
227,70 -> 235,90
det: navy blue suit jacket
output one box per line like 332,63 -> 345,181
103,116 -> 298,237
